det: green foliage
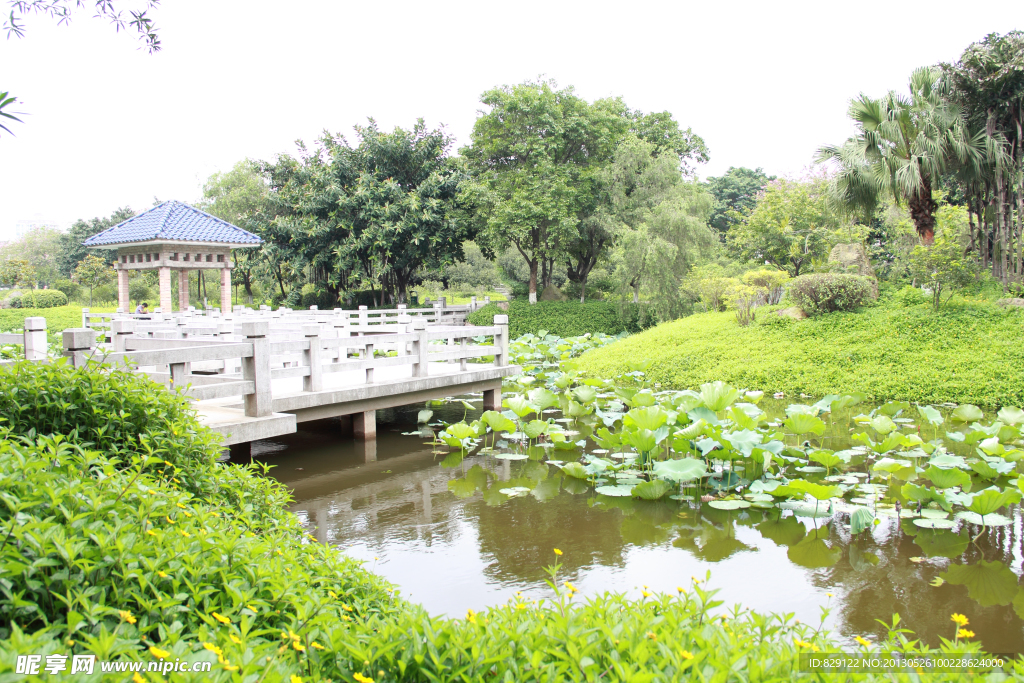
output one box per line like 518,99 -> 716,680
0,258 -> 35,288
6,289 -> 68,308
577,302 -> 1024,406
704,166 -> 775,239
788,273 -> 872,316
728,175 -> 850,276
57,207 -> 133,277
73,255 -> 116,306
468,301 -> 656,337
906,229 -> 980,309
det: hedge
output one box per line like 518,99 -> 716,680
6,290 -> 68,309
468,301 -> 657,337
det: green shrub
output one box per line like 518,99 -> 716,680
468,301 -> 657,337
891,285 -> 927,307
128,279 -> 153,303
301,286 -> 338,309
788,273 -> 871,316
52,278 -> 81,301
578,302 -> 1024,406
7,290 -> 68,309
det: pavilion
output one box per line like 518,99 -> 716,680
83,200 -> 262,314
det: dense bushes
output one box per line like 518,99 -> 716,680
578,301 -> 1024,406
5,289 -> 68,309
468,301 -> 657,337
788,273 -> 871,316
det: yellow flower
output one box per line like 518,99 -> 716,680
291,676 -> 304,683
183,511 -> 193,518
646,631 -> 656,640
794,639 -> 813,649
855,636 -> 871,647
157,571 -> 168,578
826,593 -> 833,598
230,634 -> 242,645
165,516 -> 174,524
553,548 -> 562,556
177,503 -> 186,509
328,590 -> 338,599
563,581 -> 578,593
951,613 -> 969,627
641,591 -> 652,598
246,603 -> 258,612
311,642 -> 325,650
149,646 -> 170,659
293,641 -> 306,652
958,629 -> 975,639
223,663 -> 239,672
342,604 -> 354,612
466,609 -> 477,624
681,650 -> 694,660
676,587 -> 684,593
146,529 -> 157,536
133,674 -> 145,683
212,612 -> 231,624
180,530 -> 191,538
119,610 -> 136,624
515,603 -> 526,610
202,642 -> 223,656
353,674 -> 373,683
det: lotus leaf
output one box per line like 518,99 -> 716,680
757,516 -> 806,546
942,560 -> 1017,607
481,410 -> 517,434
748,479 -> 781,494
561,462 -> 589,479
651,458 -> 707,483
795,466 -> 826,473
700,380 -> 739,411
631,479 -> 672,500
721,429 -> 763,458
783,413 -> 826,436
565,400 -> 592,418
913,529 -> 968,558
676,419 -> 706,440
997,406 -> 1024,425
812,394 -> 842,413
901,483 -> 952,512
522,420 -> 549,439
572,385 -> 598,404
956,511 -> 1012,527
868,415 -> 897,435
872,458 -> 912,474
672,391 -> 703,412
927,453 -> 969,470
850,507 -> 874,535
622,429 -> 658,454
504,395 -> 535,418
630,392 -> 657,408
499,487 -> 531,496
966,486 -> 1021,516
743,493 -> 774,502
595,484 -> 634,497
785,404 -> 817,417
624,406 -> 668,431
913,518 -> 956,529
493,452 -> 529,460
876,400 -> 910,417
417,409 -> 434,424
917,404 -> 944,426
952,404 -> 984,422
745,390 -> 764,404
707,499 -> 751,510
810,449 -> 849,471
782,479 -> 842,501
708,471 -> 745,490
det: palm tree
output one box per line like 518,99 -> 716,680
817,67 -> 982,245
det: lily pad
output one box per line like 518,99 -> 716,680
795,466 -> 827,473
707,499 -> 751,510
499,487 -> 531,497
955,511 -> 1012,527
493,452 -> 529,460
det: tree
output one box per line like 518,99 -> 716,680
462,79 -> 628,303
199,161 -> 268,304
608,137 -> 716,317
57,207 -> 134,276
0,225 -> 62,285
905,206 -> 979,308
729,174 -> 845,276
73,254 -> 114,305
940,31 -> 1024,287
261,119 -> 470,305
816,67 -> 981,245
0,258 -> 35,288
705,167 -> 775,239
0,91 -> 22,135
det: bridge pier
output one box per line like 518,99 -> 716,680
482,384 -> 502,411
353,410 -> 376,440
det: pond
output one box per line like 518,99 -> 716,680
247,394 -> 1024,656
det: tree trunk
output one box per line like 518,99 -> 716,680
907,178 -> 937,245
528,258 -> 538,304
632,282 -> 640,304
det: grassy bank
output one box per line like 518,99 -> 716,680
469,300 -> 656,338
577,301 -> 1024,407
0,305 -> 116,339
0,360 -> 1001,681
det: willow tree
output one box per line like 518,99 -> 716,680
816,67 -> 980,245
608,137 -> 716,317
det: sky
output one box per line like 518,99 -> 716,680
0,0 -> 1020,241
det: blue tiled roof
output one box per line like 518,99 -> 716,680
83,201 -> 262,247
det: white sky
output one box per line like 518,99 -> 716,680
0,0 -> 1020,241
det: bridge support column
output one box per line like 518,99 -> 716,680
359,438 -> 377,463
483,383 -> 501,411
353,410 -> 376,440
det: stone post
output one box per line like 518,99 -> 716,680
302,324 -> 322,392
459,335 -> 467,372
358,305 -> 368,329
493,314 -> 509,367
470,296 -> 477,310
81,308 -> 90,328
363,342 -> 375,384
410,318 -> 428,377
220,267 -> 232,316
482,381 -> 502,411
62,328 -> 96,368
117,269 -> 130,313
158,266 -> 172,313
178,270 -> 190,311
353,410 -> 376,440
22,317 -> 47,361
111,319 -> 136,353
241,321 -> 272,417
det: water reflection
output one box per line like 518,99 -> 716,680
246,400 -> 1024,654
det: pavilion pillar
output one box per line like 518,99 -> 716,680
178,270 -> 190,311
220,267 -> 231,314
117,269 -> 130,313
158,267 -> 172,312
